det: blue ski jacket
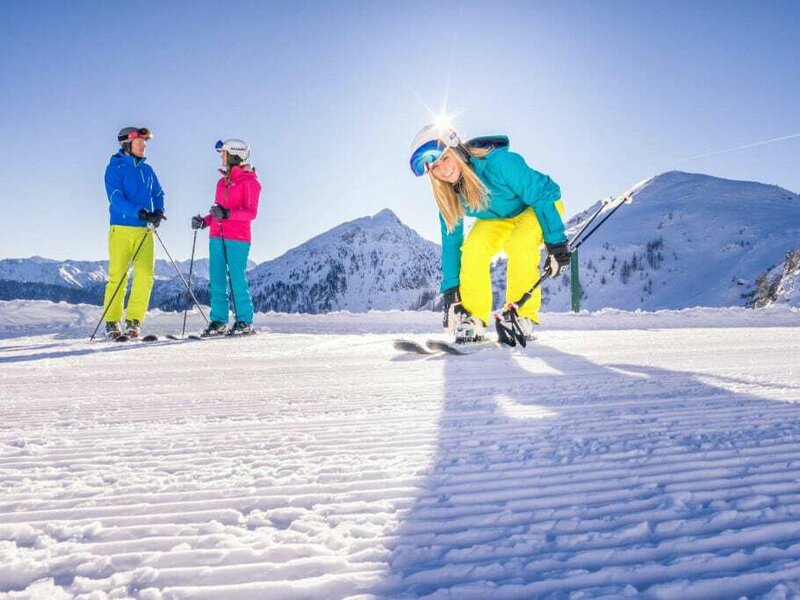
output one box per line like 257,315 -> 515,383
104,151 -> 165,227
439,137 -> 566,291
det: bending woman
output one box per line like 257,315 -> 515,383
409,124 -> 571,343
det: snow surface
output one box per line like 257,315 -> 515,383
1,301 -> 800,599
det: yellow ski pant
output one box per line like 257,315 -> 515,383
103,225 -> 155,323
460,203 -> 564,325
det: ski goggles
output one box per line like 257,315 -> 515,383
118,128 -> 153,142
409,140 -> 448,176
214,140 -> 224,151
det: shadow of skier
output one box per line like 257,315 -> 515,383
365,343 -> 800,599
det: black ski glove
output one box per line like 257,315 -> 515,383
210,204 -> 230,220
544,242 -> 572,277
191,215 -> 207,230
138,209 -> 166,228
441,286 -> 461,329
150,209 -> 166,228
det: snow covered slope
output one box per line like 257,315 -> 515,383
1,302 -> 800,599
545,171 -> 800,310
247,209 -> 440,313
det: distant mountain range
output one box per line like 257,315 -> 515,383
1,171 -> 798,313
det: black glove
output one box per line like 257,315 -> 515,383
441,286 -> 461,329
210,204 -> 230,220
191,215 -> 207,230
138,209 -> 166,228
544,242 -> 572,277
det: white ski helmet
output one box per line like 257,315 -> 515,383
409,123 -> 464,176
215,138 -> 250,163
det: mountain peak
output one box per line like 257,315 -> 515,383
372,208 -> 400,223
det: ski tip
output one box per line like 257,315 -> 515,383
394,339 -> 434,354
425,340 -> 468,355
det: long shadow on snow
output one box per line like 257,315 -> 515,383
365,344 -> 800,599
0,338 -> 198,364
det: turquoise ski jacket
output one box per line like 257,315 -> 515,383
439,138 -> 565,291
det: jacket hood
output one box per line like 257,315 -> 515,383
467,135 -> 510,152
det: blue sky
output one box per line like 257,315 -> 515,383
1,0 -> 798,262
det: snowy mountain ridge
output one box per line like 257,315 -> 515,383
543,170 -> 800,310
247,208 -> 441,313
1,171 -> 798,312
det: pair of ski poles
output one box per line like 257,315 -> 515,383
88,225 -> 209,341
495,193 -> 632,347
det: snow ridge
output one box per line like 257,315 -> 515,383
545,171 -> 800,310
247,209 -> 441,313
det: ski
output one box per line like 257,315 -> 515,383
183,330 -> 257,341
113,334 -> 159,343
393,338 -> 499,356
393,339 -> 435,355
426,339 -> 499,355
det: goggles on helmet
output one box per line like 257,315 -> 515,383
410,140 -> 448,177
118,128 -> 153,142
214,140 -> 224,151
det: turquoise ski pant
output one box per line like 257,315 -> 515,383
209,237 -> 254,324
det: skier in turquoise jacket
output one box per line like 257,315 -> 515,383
409,124 -> 571,343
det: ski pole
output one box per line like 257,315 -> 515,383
495,193 -> 631,346
218,222 -> 239,321
511,193 -> 631,312
568,196 -> 617,251
180,229 -> 198,338
569,193 -> 631,253
153,229 -> 209,325
89,226 -> 152,341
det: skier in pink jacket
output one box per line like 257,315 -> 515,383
191,139 -> 261,336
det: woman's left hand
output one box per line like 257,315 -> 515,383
544,242 -> 572,277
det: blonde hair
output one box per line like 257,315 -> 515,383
429,146 -> 491,233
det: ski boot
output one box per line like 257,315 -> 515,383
124,319 -> 141,339
447,305 -> 485,344
201,321 -> 227,337
105,321 -> 122,340
228,321 -> 254,336
499,314 -> 537,342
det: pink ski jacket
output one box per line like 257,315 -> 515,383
203,165 -> 261,243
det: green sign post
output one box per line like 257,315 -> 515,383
570,248 -> 581,313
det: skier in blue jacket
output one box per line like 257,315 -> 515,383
409,124 -> 571,342
102,127 -> 165,339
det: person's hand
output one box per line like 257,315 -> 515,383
191,215 -> 206,230
149,209 -> 166,228
544,242 -> 572,277
138,209 -> 166,228
210,204 -> 230,220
